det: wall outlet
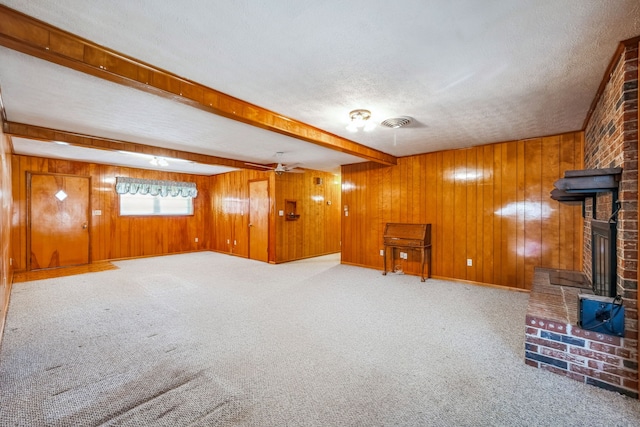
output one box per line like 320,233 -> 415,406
279,210 -> 284,216
195,237 -> 198,243
380,249 -> 384,256
467,258 -> 473,266
234,240 -> 237,245
227,239 -> 230,244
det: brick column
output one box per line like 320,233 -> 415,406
584,40 -> 639,395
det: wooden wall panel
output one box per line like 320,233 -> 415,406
0,127 -> 13,341
210,168 -> 341,263
441,151 -> 455,278
341,132 -> 584,290
515,141 -> 526,288
10,155 -> 210,271
492,144 -> 504,286
502,142 -> 518,286
466,148 -> 478,282
453,149 -> 467,280
559,132 -> 584,271
523,139 -> 543,287
540,136 -> 561,269
481,145 -> 495,284
274,170 -> 341,262
209,168 -> 270,258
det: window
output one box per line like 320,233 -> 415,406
115,176 -> 197,216
119,193 -> 193,216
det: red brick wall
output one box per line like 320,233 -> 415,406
526,316 -> 637,397
583,40 -> 639,389
525,268 -> 637,397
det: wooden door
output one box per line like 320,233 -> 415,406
249,179 -> 269,262
29,173 -> 90,270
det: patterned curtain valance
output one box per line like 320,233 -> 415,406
115,177 -> 198,198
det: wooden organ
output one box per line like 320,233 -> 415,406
382,223 -> 432,282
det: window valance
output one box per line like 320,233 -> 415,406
115,177 -> 198,198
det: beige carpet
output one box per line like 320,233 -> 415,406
1,252 -> 639,426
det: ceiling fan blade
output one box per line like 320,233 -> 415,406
244,162 -> 274,170
284,163 -> 302,170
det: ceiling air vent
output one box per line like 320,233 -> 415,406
380,116 -> 412,128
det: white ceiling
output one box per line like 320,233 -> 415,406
1,0 -> 639,174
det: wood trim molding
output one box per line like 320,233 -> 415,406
0,5 -> 397,166
637,39 -> 640,398
583,35 -> 640,130
0,86 -> 6,124
5,121 -> 264,170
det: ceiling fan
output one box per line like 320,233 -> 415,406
245,152 -> 303,175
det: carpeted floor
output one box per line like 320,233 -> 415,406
1,252 -> 639,426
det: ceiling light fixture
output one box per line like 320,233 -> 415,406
150,157 -> 169,167
346,109 -> 375,132
116,151 -> 192,165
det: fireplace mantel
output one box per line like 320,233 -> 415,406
551,168 -> 622,217
554,167 -> 622,193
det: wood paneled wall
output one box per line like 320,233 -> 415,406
210,168 -> 341,263
274,170 -> 341,262
209,169 -> 273,258
341,132 -> 584,290
11,155 -> 211,271
11,155 -> 342,271
0,127 -> 13,340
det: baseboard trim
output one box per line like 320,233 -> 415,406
272,251 -> 341,264
340,261 -> 530,293
0,269 -> 14,354
430,275 -> 530,293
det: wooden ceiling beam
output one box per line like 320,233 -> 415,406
4,121 -> 267,170
0,5 -> 397,166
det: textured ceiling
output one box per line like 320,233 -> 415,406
1,0 -> 640,173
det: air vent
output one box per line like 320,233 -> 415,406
380,116 -> 412,128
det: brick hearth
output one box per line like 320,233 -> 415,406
526,268 -> 638,397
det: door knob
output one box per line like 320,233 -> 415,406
248,223 -> 253,227
82,223 -> 88,229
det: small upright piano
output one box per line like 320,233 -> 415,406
382,223 -> 432,282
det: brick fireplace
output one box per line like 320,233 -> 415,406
526,269 -> 637,397
525,38 -> 639,397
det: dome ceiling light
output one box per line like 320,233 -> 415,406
346,109 -> 375,132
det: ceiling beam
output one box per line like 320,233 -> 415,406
0,5 -> 397,166
4,121 -> 269,170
